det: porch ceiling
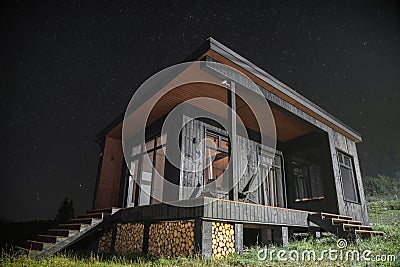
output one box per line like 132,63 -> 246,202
107,81 -> 313,143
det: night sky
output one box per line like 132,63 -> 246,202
1,0 -> 399,221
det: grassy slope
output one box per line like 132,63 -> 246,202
1,201 -> 399,267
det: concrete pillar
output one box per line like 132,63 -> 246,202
194,218 -> 212,258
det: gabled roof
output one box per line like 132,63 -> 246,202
96,37 -> 362,143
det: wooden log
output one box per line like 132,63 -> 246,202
147,220 -> 195,257
211,221 -> 235,257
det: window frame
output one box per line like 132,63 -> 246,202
337,150 -> 360,204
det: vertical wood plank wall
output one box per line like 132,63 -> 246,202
179,116 -> 205,200
95,136 -> 123,209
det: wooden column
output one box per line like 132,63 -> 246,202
227,81 -> 238,201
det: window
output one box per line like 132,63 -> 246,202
204,131 -> 229,192
291,149 -> 324,202
338,151 -> 359,202
126,133 -> 166,207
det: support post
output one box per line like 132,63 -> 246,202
234,223 -> 243,254
110,223 -> 118,251
194,218 -> 212,258
227,81 -> 238,201
142,222 -> 151,254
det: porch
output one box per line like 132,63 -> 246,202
17,197 -> 382,258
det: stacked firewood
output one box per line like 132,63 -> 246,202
148,220 -> 195,257
98,228 -> 113,253
114,223 -> 144,253
212,222 -> 235,257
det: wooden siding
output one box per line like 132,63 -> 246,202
113,197 -> 309,228
202,198 -> 309,227
95,136 -> 123,209
179,116 -> 205,200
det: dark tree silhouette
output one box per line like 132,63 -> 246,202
55,197 -> 75,222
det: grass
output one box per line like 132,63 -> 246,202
1,201 -> 399,266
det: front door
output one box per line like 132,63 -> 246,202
259,149 -> 286,207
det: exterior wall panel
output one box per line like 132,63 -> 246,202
95,136 -> 123,209
328,131 -> 369,224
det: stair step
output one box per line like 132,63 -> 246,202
69,218 -> 101,225
86,207 -> 120,215
15,246 -> 41,254
27,240 -> 54,251
58,223 -> 90,230
343,224 -> 373,231
48,229 -> 79,237
319,212 -> 352,220
355,229 -> 384,236
37,234 -> 67,243
78,212 -> 104,219
332,218 -> 362,225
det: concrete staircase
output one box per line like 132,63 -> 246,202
15,207 -> 120,257
308,212 -> 384,240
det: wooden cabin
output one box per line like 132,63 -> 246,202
20,38 -> 383,258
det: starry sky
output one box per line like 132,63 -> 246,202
1,0 -> 399,221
